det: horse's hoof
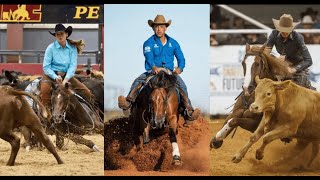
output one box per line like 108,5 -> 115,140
232,156 -> 242,163
143,138 -> 150,144
256,150 -> 264,160
210,137 -> 223,149
172,155 -> 182,166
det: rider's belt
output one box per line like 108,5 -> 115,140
55,71 -> 66,77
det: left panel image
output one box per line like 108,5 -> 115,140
0,4 -> 104,175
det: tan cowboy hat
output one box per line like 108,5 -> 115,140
148,15 -> 172,27
272,14 -> 300,33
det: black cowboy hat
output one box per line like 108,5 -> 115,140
49,23 -> 72,37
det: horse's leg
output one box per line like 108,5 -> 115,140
56,132 -> 65,150
68,134 -> 101,152
166,111 -> 181,165
20,126 -> 32,152
232,117 -> 260,133
143,123 -> 150,144
1,132 -> 20,166
232,112 -> 269,163
27,123 -> 64,164
255,125 -> 293,161
211,108 -> 244,149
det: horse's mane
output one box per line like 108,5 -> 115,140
261,50 -> 292,79
248,44 -> 292,79
149,71 -> 177,92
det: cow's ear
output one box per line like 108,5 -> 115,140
255,76 -> 261,84
274,80 -> 290,90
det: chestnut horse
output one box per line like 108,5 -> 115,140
210,44 -> 292,149
130,69 -> 181,165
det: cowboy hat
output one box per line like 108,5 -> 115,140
301,15 -> 314,25
148,15 -> 172,27
49,23 -> 72,37
272,14 -> 300,33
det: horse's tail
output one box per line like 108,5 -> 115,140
8,89 -> 51,120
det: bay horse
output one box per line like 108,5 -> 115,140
210,43 -> 293,149
50,82 -> 104,151
130,68 -> 181,165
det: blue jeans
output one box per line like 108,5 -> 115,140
128,71 -> 192,107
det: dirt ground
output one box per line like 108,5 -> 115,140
0,133 -> 104,176
210,119 -> 320,176
104,112 -> 210,176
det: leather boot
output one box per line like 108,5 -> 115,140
177,86 -> 201,122
40,79 -> 52,114
118,83 -> 143,110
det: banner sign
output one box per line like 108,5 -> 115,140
210,45 -> 320,115
0,4 -> 103,23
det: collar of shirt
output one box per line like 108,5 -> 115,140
153,34 -> 171,46
54,40 -> 71,49
276,31 -> 294,41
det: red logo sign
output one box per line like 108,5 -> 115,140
0,4 -> 42,22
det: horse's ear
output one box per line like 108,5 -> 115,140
4,70 -> 11,78
261,43 -> 266,50
65,82 -> 71,89
246,43 -> 250,52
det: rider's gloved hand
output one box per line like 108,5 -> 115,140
56,75 -> 62,84
152,66 -> 160,75
174,67 -> 182,75
62,78 -> 69,87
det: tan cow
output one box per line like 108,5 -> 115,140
0,85 -> 63,166
232,76 -> 320,167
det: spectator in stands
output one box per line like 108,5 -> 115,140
265,14 -> 314,90
301,7 -> 320,29
313,33 -> 320,44
210,4 -> 222,30
40,23 -> 94,113
300,15 -> 315,44
244,33 -> 266,44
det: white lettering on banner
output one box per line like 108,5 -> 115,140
210,45 -> 320,115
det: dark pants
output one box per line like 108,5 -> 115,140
128,71 -> 192,106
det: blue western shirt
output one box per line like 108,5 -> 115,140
43,40 -> 77,80
143,34 -> 186,72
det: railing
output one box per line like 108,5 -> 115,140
0,50 -> 101,64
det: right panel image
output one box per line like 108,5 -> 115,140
104,4 -> 210,176
210,4 -> 320,175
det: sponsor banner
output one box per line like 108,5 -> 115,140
0,4 -> 103,23
210,45 -> 320,115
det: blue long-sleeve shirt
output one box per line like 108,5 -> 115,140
143,34 -> 186,72
43,40 -> 77,80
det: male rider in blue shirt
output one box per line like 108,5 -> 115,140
118,15 -> 200,122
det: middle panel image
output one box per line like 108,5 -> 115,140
104,4 -> 210,176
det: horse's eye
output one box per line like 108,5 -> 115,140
256,63 -> 260,67
267,92 -> 271,96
